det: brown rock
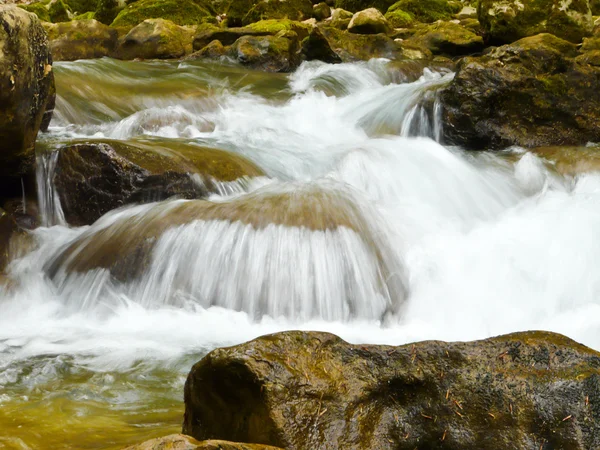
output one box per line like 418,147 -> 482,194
184,330 -> 600,449
122,434 -> 282,450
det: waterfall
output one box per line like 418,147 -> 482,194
36,151 -> 66,228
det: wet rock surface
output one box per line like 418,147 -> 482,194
122,434 -> 283,450
184,330 -> 600,450
52,140 -> 264,226
0,5 -> 55,177
44,19 -> 118,61
441,33 -> 600,149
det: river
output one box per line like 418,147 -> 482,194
1,57 -> 600,449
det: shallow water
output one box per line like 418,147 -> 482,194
2,57 -> 600,449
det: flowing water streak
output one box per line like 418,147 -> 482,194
36,151 -> 66,227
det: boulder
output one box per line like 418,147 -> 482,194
218,0 -> 313,27
188,39 -> 229,59
404,21 -> 484,56
0,209 -> 17,273
122,434 -> 282,450
441,33 -> 600,149
333,0 -> 394,14
18,2 -> 52,22
386,0 -> 456,24
48,0 -> 72,22
183,330 -> 600,450
384,7 -> 414,28
478,0 -> 594,44
0,6 -> 55,177
192,20 -> 311,51
43,19 -> 118,61
51,140 -> 264,226
319,26 -> 402,60
329,7 -> 353,29
530,146 -> 600,175
301,26 -> 342,62
47,184 -> 407,320
347,7 -> 390,34
111,0 -> 214,27
114,18 -> 195,59
229,32 -> 301,72
95,0 -> 121,25
313,2 -> 331,21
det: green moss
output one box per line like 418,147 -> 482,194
384,8 -> 414,28
387,0 -> 453,22
65,0 -> 98,14
248,19 -> 312,38
49,0 -> 72,22
228,0 -> 313,26
334,0 -> 394,13
19,3 -> 52,22
73,11 -> 96,19
111,0 -> 214,27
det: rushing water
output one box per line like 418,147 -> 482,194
2,57 -> 600,449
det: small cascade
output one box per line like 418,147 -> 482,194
47,183 -> 407,321
36,151 -> 66,228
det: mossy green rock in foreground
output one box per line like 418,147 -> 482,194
0,6 -> 55,177
183,330 -> 600,449
52,140 -> 264,226
442,33 -> 600,149
478,0 -> 594,43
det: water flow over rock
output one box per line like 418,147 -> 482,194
47,182 -> 407,321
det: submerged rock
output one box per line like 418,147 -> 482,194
478,0 -> 594,44
114,18 -> 195,59
52,140 -> 264,226
44,19 -> 118,61
46,183 -> 407,320
183,330 -> 600,449
347,7 -> 390,34
0,6 -> 55,177
123,434 -> 282,450
441,33 -> 600,149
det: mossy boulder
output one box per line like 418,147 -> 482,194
247,18 -> 312,39
122,434 -> 283,450
18,2 -> 52,22
188,39 -> 229,58
48,0 -> 72,22
217,0 -> 313,27
65,0 -> 99,14
333,0 -> 394,14
0,6 -> 55,178
329,7 -> 353,28
111,0 -> 214,27
73,11 -> 96,19
478,0 -> 594,44
95,0 -> 121,25
301,25 -> 342,62
404,21 -> 484,56
386,0 -> 455,23
229,32 -> 301,72
313,2 -> 331,21
183,330 -> 600,449
43,19 -> 118,60
51,140 -> 264,226
113,18 -> 195,59
441,33 -> 600,149
192,25 -> 271,51
384,7 -> 414,28
347,7 -> 390,34
319,25 -> 402,60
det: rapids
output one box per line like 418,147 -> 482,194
2,57 -> 600,449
